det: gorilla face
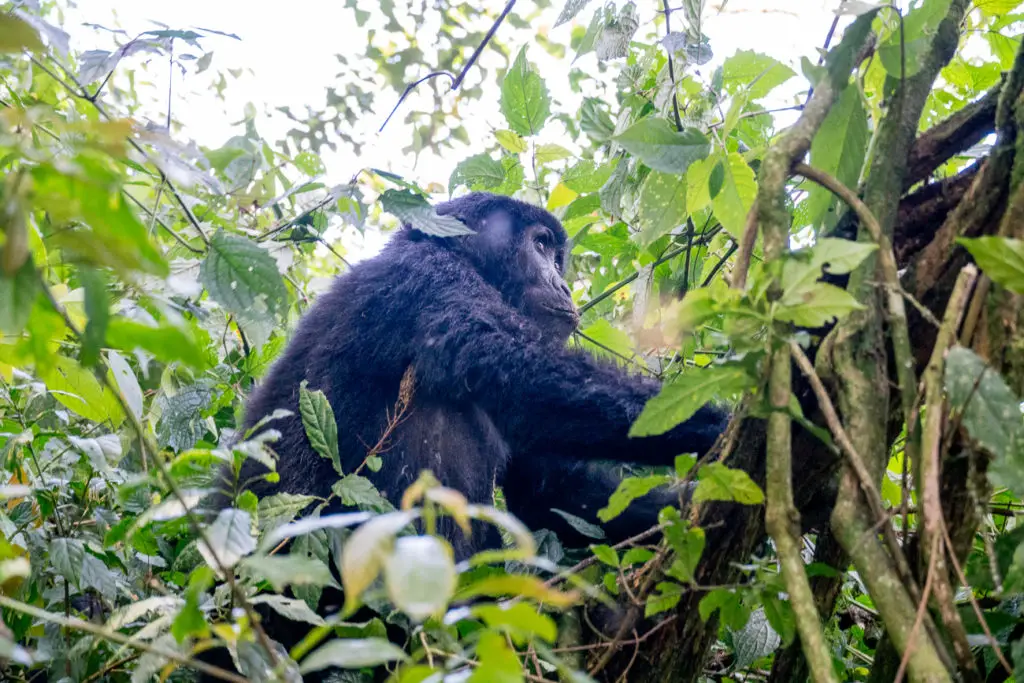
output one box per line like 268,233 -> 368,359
516,221 -> 578,342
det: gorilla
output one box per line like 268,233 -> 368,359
226,192 -> 727,557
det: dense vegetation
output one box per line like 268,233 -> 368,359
1,0 -> 1024,681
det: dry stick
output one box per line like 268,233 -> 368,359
378,0 -> 517,133
37,281 -> 283,673
918,265 -> 980,680
0,594 -> 247,683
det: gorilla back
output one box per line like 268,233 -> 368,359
225,192 -> 728,559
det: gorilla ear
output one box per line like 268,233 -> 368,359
476,210 -> 515,249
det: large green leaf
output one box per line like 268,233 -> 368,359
0,257 -> 38,334
0,14 -> 44,53
500,46 -> 551,137
200,230 -> 288,324
380,189 -> 473,237
711,152 -> 757,240
878,0 -> 953,78
299,380 -> 342,476
958,236 -> 1024,294
721,50 -> 796,100
777,281 -> 865,327
299,638 -> 409,674
38,356 -> 124,426
106,319 -> 207,370
803,85 -> 869,230
631,365 -> 751,437
636,171 -> 687,246
31,165 -> 166,276
596,474 -> 670,522
449,154 -> 507,193
693,463 -> 765,505
614,118 -> 710,174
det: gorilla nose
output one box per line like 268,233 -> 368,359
558,280 -> 572,298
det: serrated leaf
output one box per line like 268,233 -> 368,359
711,152 -> 757,240
300,638 -> 409,674
693,463 -> 765,505
332,474 -> 393,512
500,47 -> 551,137
299,381 -> 342,476
803,85 -> 868,230
198,509 -> 255,575
777,281 -> 865,327
562,160 -> 615,193
595,1 -> 639,61
597,475 -> 671,522
554,0 -> 594,27
721,50 -> 796,100
51,538 -> 85,587
201,230 -> 288,327
645,582 -> 684,617
945,347 -> 1023,477
637,170 -> 687,246
958,236 -> 1024,294
384,536 -> 457,621
662,516 -> 704,584
156,383 -> 213,451
631,365 -> 751,437
732,608 -> 781,670
257,493 -> 317,536
580,98 -> 615,142
380,189 -> 473,237
450,154 -> 507,192
614,118 -> 710,174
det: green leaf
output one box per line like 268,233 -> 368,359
250,594 -> 326,626
0,257 -> 38,334
80,269 -> 107,367
614,118 -> 711,174
197,509 -> 255,575
711,152 -> 757,240
578,319 -> 634,360
803,85 -> 869,230
590,544 -> 619,567
241,554 -> 335,592
580,98 -> 615,142
550,508 -> 606,539
500,46 -> 551,137
299,380 -> 342,476
661,510 -> 704,584
824,8 -> 880,88
495,129 -> 527,153
685,154 -> 719,215
473,602 -> 558,644
300,638 -> 409,674
51,538 -> 85,587
699,588 -> 748,629
257,493 -> 318,537
693,463 -> 765,505
645,582 -> 684,617
468,631 -> 523,683
201,230 -> 288,326
597,474 -> 671,522
450,154 -> 507,192
384,535 -> 457,621
562,160 -> 615,193
107,350 -> 143,420
721,50 -> 796,100
732,608 -> 781,670
975,0 -> 1024,15
535,143 -> 573,165
777,281 -> 865,327
636,171 -> 687,246
380,189 -> 474,237
106,319 -> 207,370
879,0 -> 952,78
156,383 -> 213,451
38,356 -> 125,426
631,365 -> 751,437
0,15 -> 44,53
958,236 -> 1024,294
31,165 -> 166,276
332,474 -> 393,512
945,347 -> 1023,493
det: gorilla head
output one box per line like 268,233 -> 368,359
433,192 -> 579,342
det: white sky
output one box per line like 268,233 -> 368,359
56,1 -> 854,259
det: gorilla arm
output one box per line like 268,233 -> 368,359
413,277 -> 727,467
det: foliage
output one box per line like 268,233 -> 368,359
1,0 -> 1024,681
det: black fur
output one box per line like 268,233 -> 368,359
200,193 -> 727,680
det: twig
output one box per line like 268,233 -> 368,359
660,0 -> 684,131
379,0 -> 518,132
0,594 -> 247,683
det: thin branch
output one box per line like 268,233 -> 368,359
660,0 -> 684,131
379,0 -> 518,133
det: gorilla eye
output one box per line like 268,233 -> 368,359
534,231 -> 553,253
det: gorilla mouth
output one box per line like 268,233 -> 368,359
541,304 -> 579,320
